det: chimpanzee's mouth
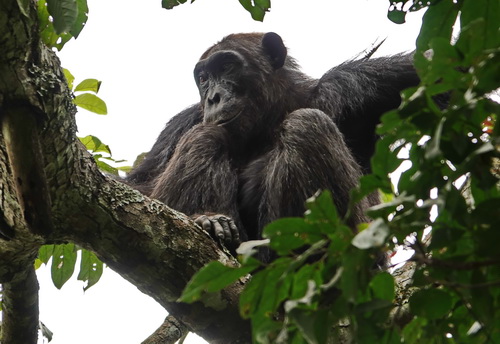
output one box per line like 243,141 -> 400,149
216,111 -> 241,126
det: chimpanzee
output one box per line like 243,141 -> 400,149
127,32 -> 419,262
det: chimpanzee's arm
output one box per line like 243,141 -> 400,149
126,104 -> 202,193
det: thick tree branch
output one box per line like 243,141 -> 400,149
0,0 -> 251,343
2,265 -> 39,344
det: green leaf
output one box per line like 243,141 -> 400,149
46,0 -> 78,34
95,159 -> 119,175
369,272 -> 395,301
79,135 -> 111,154
410,289 -> 453,320
74,78 -> 101,93
38,0 -> 73,50
77,249 -> 103,291
34,258 -> 43,270
355,298 -> 393,313
240,259 -> 291,318
238,0 -> 268,21
38,244 -> 55,264
305,190 -> 340,226
62,68 -> 75,90
340,248 -> 372,302
290,264 -> 322,300
70,0 -> 88,38
387,8 -> 406,24
161,0 -> 187,10
460,0 -> 500,51
416,0 -> 459,51
74,93 -> 108,114
263,218 -> 320,254
351,218 -> 389,249
180,260 -> 258,303
402,317 -> 427,344
51,244 -> 77,289
424,116 -> 445,160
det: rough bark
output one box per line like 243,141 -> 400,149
0,0 -> 251,343
142,315 -> 189,344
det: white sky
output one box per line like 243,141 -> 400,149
36,1 -> 425,343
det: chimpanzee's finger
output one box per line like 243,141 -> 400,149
219,219 -> 232,245
229,220 -> 240,244
194,215 -> 212,233
210,218 -> 225,240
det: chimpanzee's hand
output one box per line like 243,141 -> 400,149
194,214 -> 240,248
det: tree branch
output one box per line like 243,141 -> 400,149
1,265 -> 39,344
0,1 -> 252,342
142,315 -> 189,344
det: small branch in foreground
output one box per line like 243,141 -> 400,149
142,315 -> 189,344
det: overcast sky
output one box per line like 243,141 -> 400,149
36,1 -> 425,343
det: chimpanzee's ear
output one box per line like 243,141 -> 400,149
262,32 -> 287,69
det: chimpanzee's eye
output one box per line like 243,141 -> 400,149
199,71 -> 208,84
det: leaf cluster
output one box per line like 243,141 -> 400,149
36,244 -> 104,291
37,0 -> 88,50
63,69 -> 130,175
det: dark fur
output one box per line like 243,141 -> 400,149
127,33 -> 419,261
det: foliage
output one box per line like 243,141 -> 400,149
36,244 -> 104,291
37,0 -> 88,50
63,69 -> 130,175
182,0 -> 500,343
160,0 -> 271,21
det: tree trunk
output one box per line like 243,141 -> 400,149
0,1 -> 251,342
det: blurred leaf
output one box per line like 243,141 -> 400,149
46,0 -> 78,34
240,258 -> 292,318
63,68 -> 75,90
238,0 -> 269,21
424,117 -> 445,160
180,260 -> 258,303
95,159 -> 118,175
410,289 -> 453,320
305,190 -> 340,226
352,218 -> 389,249
70,0 -> 89,38
162,0 -> 188,10
51,244 -> 77,289
402,317 -> 427,344
74,93 -> 108,114
38,0 -> 72,50
416,0 -> 459,51
77,249 -> 103,291
263,217 -> 320,255
387,8 -> 406,24
34,258 -> 43,270
74,78 -> 101,93
236,239 -> 269,260
38,244 -> 55,264
369,272 -> 395,301
79,135 -> 111,154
